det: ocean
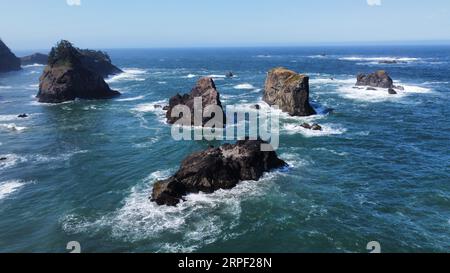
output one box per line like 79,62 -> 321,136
0,46 -> 449,253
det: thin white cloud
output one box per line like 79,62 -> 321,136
367,0 -> 382,6
66,0 -> 81,6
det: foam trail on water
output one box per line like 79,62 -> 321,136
0,124 -> 27,132
339,56 -> 420,63
116,95 -> 145,102
182,74 -> 197,79
61,169 -> 283,252
234,83 -> 256,90
22,64 -> 45,68
283,123 -> 347,137
0,180 -> 26,200
106,69 -> 148,83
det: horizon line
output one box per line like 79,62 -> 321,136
11,40 -> 450,52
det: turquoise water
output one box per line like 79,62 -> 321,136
0,46 -> 449,253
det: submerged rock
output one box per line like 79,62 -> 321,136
356,70 -> 394,89
301,123 -> 322,131
311,124 -> 322,131
263,67 -> 316,116
366,87 -> 377,91
37,40 -> 120,103
166,77 -> 225,126
20,53 -> 48,65
394,85 -> 405,91
388,88 -> 397,95
17,114 -> 28,118
151,139 -> 287,206
0,39 -> 21,73
226,72 -> 234,78
301,123 -> 312,129
0,157 -> 7,161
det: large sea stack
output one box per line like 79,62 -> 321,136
166,77 -> 226,126
37,40 -> 120,103
151,139 -> 287,206
21,50 -> 122,78
356,70 -> 394,88
0,39 -> 21,73
263,67 -> 316,116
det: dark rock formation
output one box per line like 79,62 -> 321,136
311,124 -> 322,131
226,72 -> 234,78
388,88 -> 397,95
0,40 -> 21,73
37,40 -> 120,103
20,49 -> 122,78
78,49 -> 122,78
166,77 -> 225,126
301,123 -> 312,129
151,139 -> 287,206
263,67 -> 316,116
20,53 -> 48,65
17,114 -> 28,118
0,157 -> 7,161
366,87 -> 377,91
301,123 -> 322,131
356,70 -> 394,89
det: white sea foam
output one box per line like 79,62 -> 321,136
0,150 -> 87,171
207,74 -> 227,79
337,83 -> 432,102
25,84 -> 39,90
233,83 -> 256,90
132,100 -> 167,113
0,114 -> 19,122
283,123 -> 347,137
106,69 -> 147,83
255,55 -> 272,58
0,123 -> 27,132
132,100 -> 167,125
116,95 -> 145,102
339,56 -> 420,63
0,154 -> 27,170
307,54 -> 330,59
0,180 -> 26,200
0,86 -> 12,89
182,74 -> 198,79
22,64 -> 45,68
310,77 -> 356,85
157,81 -> 167,85
313,147 -> 349,157
280,152 -> 310,168
62,169 -> 282,252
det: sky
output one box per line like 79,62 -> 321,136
1,0 -> 450,50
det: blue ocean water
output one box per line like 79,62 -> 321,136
0,46 -> 449,253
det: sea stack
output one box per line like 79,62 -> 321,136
37,40 -> 120,103
166,77 -> 226,126
151,139 -> 287,206
263,67 -> 316,116
356,70 -> 394,89
20,53 -> 49,66
0,39 -> 21,73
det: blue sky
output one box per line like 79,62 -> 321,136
1,0 -> 450,50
